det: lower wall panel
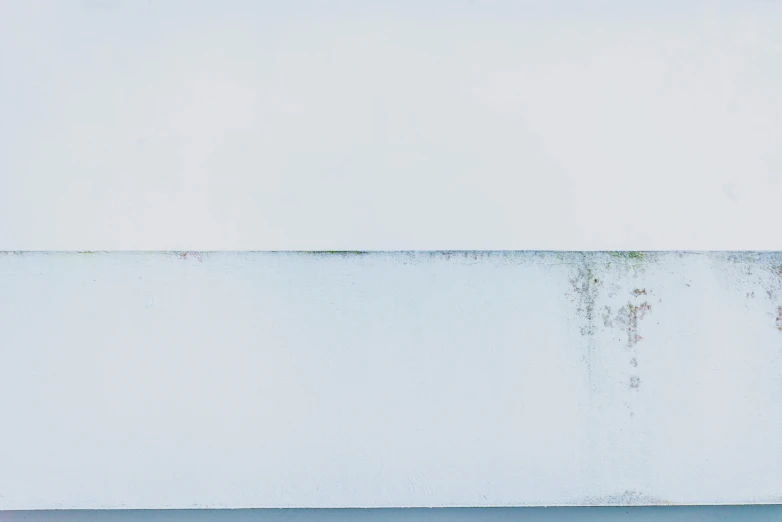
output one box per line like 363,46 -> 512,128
1,251 -> 781,509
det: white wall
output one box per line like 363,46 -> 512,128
1,0 -> 782,251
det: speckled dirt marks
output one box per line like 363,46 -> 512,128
1,251 -> 782,508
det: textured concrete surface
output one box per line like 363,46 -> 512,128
1,252 -> 781,509
4,508 -> 782,522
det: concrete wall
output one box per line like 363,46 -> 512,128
2,251 -> 781,509
4,507 -> 782,522
3,0 -> 782,517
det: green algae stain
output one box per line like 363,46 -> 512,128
609,251 -> 645,261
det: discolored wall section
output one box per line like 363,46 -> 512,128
0,251 -> 781,509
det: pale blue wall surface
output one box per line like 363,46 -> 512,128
4,507 -> 782,521
5,252 -> 782,509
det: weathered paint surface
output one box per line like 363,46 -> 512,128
1,251 -> 781,509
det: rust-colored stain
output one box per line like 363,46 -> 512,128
178,251 -> 203,263
626,302 -> 652,347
